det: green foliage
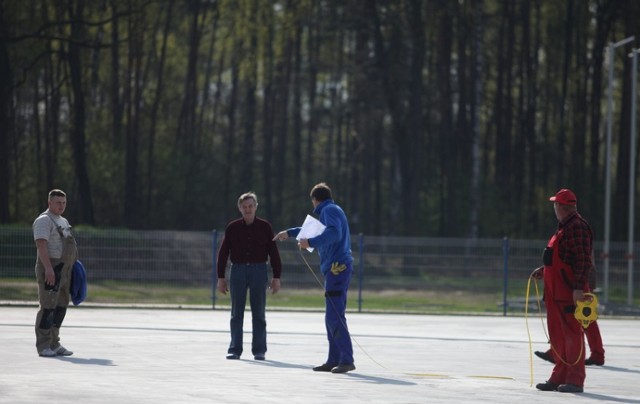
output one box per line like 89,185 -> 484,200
0,278 -> 517,313
1,0 -> 639,239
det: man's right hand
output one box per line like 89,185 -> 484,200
530,266 -> 544,280
273,231 -> 288,242
217,279 -> 228,295
44,267 -> 55,286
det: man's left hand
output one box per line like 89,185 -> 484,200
298,239 -> 310,250
270,278 -> 281,294
573,289 -> 585,303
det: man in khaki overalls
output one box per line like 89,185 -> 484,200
33,189 -> 78,357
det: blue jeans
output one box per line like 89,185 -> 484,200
228,263 -> 268,356
324,263 -> 354,365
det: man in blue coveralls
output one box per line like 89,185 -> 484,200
274,182 -> 355,374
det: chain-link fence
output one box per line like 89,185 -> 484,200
1,227 -> 638,313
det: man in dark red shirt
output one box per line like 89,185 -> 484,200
532,189 -> 596,393
217,192 -> 282,360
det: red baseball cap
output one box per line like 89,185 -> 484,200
549,189 -> 577,205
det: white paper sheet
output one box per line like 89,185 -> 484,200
296,214 -> 326,252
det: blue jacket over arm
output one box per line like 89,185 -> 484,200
287,199 -> 353,276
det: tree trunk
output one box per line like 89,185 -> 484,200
124,3 -> 144,228
436,4 -> 454,235
145,0 -> 175,220
0,6 -> 12,222
404,0 -> 425,236
305,1 -> 320,188
222,47 -> 240,223
261,3 -> 275,220
177,0 -> 204,227
241,0 -> 258,191
555,0 -> 574,187
369,0 -> 423,235
587,0 -> 616,226
468,0 -> 485,239
110,0 -> 124,150
67,0 -> 95,225
493,0 -> 515,211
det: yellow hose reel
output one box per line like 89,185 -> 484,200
574,292 -> 599,328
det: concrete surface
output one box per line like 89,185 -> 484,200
0,307 -> 638,403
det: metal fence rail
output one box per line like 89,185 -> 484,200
1,227 -> 638,312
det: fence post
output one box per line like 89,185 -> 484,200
212,229 -> 217,310
503,237 -> 509,316
358,233 -> 364,313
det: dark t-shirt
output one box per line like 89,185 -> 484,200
217,217 -> 282,279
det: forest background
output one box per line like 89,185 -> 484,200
1,0 -> 639,241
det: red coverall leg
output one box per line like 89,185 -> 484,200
585,321 -> 605,363
545,298 -> 586,387
546,315 -> 605,364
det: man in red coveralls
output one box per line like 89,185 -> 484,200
531,189 -> 594,393
534,237 -> 605,366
